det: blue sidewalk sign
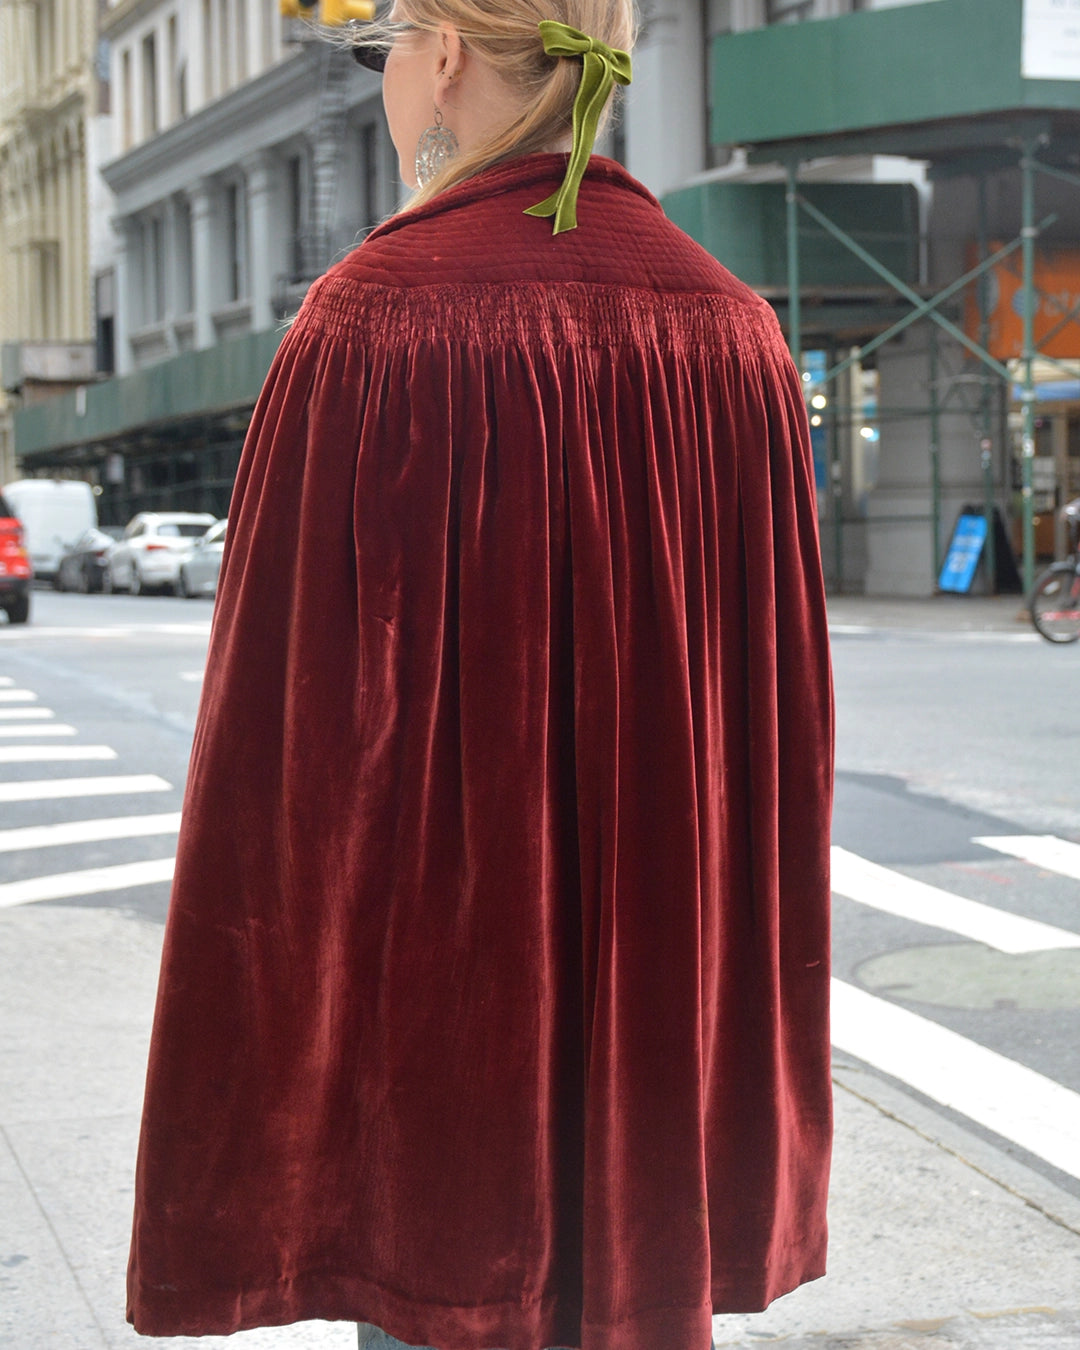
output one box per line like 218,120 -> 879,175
939,514 -> 988,593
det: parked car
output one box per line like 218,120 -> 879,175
1,479 -> 96,583
104,512 -> 217,595
0,490 -> 32,624
177,519 -> 227,599
54,526 -> 124,593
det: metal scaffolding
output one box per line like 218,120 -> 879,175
764,117 -> 1080,594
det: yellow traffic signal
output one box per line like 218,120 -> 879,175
319,0 -> 376,23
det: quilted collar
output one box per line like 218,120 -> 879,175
365,153 -> 660,246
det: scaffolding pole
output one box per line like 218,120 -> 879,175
1020,148 -> 1037,594
929,324 -> 942,577
785,161 -> 802,374
830,339 -> 843,589
976,175 -> 996,591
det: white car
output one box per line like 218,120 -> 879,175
105,512 -> 217,595
1,479 -> 96,583
177,519 -> 227,599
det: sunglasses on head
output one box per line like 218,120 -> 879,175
352,43 -> 388,72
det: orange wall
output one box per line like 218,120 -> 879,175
964,246 -> 1080,360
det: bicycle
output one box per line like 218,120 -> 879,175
1029,497 -> 1080,644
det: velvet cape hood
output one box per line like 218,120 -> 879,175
127,154 -> 834,1350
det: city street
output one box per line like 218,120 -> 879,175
2,589 -> 1079,1348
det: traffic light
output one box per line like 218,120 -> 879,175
279,0 -> 318,15
319,0 -> 376,23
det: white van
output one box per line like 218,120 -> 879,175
1,479 -> 97,582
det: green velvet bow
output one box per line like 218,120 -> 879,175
524,21 -> 633,235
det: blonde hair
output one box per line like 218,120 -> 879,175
357,0 -> 637,208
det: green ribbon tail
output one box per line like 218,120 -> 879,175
523,190 -> 563,222
524,28 -> 632,235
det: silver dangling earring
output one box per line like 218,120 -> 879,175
415,105 -> 459,187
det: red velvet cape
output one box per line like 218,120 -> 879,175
127,155 -> 833,1349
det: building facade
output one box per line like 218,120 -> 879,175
0,0 -> 104,480
16,0 -> 1078,595
98,0 -> 397,378
23,0 -> 397,520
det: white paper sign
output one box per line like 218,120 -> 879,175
1023,0 -> 1080,80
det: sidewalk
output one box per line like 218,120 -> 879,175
826,592 -> 1033,636
3,853 -> 1080,1349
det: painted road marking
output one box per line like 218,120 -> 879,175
0,624 -> 211,640
0,857 -> 176,909
0,775 -> 171,803
0,812 -> 182,854
0,677 -> 12,685
831,978 -> 1080,1182
974,834 -> 1080,884
0,689 -> 37,702
830,845 -> 1080,954
0,708 -> 54,720
0,745 -> 117,764
0,723 -> 76,738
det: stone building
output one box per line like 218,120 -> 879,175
13,0 -> 1080,594
0,0 -> 104,480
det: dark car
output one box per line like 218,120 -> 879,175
0,490 -> 32,624
55,526 -> 124,593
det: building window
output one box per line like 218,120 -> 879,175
97,37 -> 111,114
286,153 -> 307,278
236,0 -> 248,81
95,270 -> 116,374
219,0 -> 230,91
175,198 -> 194,314
142,215 -> 166,324
766,0 -> 814,21
142,32 -> 159,136
203,0 -> 214,99
167,14 -> 180,123
262,0 -> 276,68
224,180 -> 248,301
35,0 -> 55,88
121,48 -> 133,149
38,244 -> 61,342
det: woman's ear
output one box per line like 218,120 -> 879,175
434,24 -> 464,104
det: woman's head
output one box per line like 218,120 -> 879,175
372,0 -> 637,201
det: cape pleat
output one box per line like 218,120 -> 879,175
127,155 -> 834,1350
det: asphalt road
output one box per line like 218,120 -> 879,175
2,588 -> 1079,1348
831,621 -> 1080,1172
0,590 -> 208,922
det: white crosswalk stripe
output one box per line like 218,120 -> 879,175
3,674 -> 1079,1191
974,834 -> 1080,883
0,857 -> 177,910
0,774 -> 172,803
0,623 -> 211,641
830,844 -> 1080,953
0,723 -> 76,737
831,978 -> 1080,1182
0,678 -> 179,909
0,812 -> 182,853
0,744 -> 118,764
